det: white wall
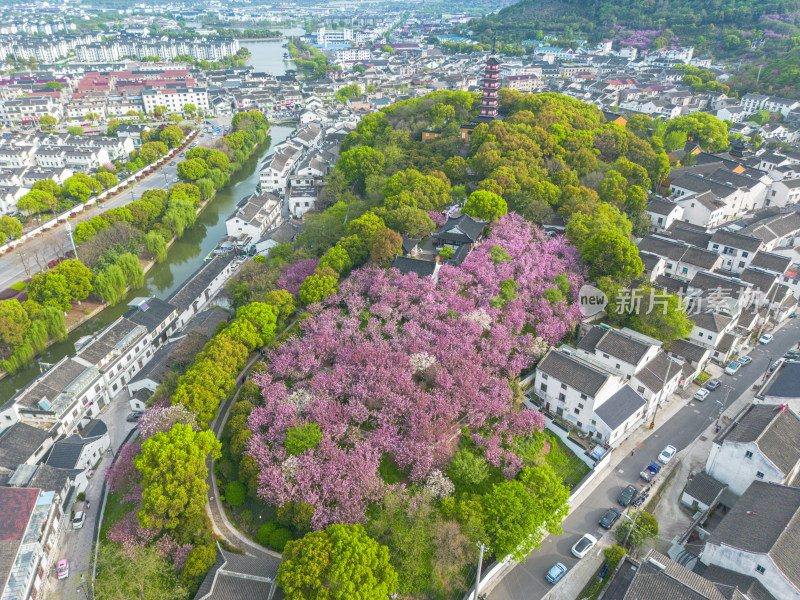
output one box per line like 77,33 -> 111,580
705,441 -> 784,496
702,544 -> 800,600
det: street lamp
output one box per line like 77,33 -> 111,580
65,221 -> 78,260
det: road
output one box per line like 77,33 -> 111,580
0,116 -> 232,291
488,317 -> 800,599
47,390 -> 136,600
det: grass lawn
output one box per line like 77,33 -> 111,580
542,432 -> 591,489
99,491 -> 135,542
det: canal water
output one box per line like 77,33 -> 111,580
0,40 -> 298,402
244,27 -> 304,75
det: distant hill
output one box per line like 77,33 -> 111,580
465,0 -> 800,44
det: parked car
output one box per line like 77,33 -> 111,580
759,333 -> 774,344
724,361 -> 741,376
169,161 -> 176,165
706,379 -> 721,391
618,484 -> 638,507
736,356 -> 753,366
694,389 -> 710,401
173,177 -> 179,183
56,559 -> 69,579
658,445 -> 677,464
640,461 -> 662,482
571,534 -> 598,558
599,507 -> 622,529
545,562 -> 568,584
784,351 -> 800,360
72,511 -> 86,529
126,412 -> 142,422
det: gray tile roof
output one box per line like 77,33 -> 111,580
720,404 -> 800,473
594,329 -> 651,365
168,255 -> 235,313
537,350 -> 610,397
703,565 -> 776,600
124,297 -> 177,332
595,384 -> 646,430
690,312 -> 732,333
636,352 -> 680,394
0,423 -> 51,470
764,361 -> 800,399
194,547 -> 279,600
433,214 -> 486,244
391,256 -> 438,278
749,251 -> 791,274
709,230 -> 763,253
668,224 -> 713,248
665,339 -> 709,364
617,550 -> 727,600
710,481 -> 800,589
647,198 -> 681,216
684,472 -> 727,507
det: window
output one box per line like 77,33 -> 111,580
541,373 -> 548,380
637,386 -> 645,394
756,471 -> 764,479
591,419 -> 597,425
742,252 -> 749,258
603,353 -> 609,359
666,263 -> 674,270
558,393 -> 566,402
580,393 -> 587,400
577,421 -> 582,428
745,450 -> 753,459
540,383 -> 547,393
574,408 -> 580,414
756,565 -> 765,575
739,261 -> 745,268
561,383 -> 567,390
578,403 -> 584,409
616,364 -> 621,369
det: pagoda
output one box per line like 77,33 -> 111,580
460,56 -> 502,142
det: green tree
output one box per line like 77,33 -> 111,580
0,300 -> 31,349
334,84 -> 362,103
582,230 -> 644,282
27,272 -> 72,311
369,227 -> 402,265
566,204 -> 632,251
381,206 -> 435,237
183,103 -> 197,116
236,302 -> 278,344
224,481 -> 247,506
95,171 -> 119,189
277,524 -> 398,600
299,273 -> 338,305
53,260 -> 93,302
144,231 -> 168,263
135,423 -> 221,530
348,212 -> 385,244
628,285 -> 694,343
463,190 -> 507,222
177,158 -> 207,181
44,81 -> 62,90
284,423 -> 323,456
338,146 -> 385,190
616,511 -> 659,548
482,464 -> 570,561
67,126 -> 84,135
39,114 -> 57,129
18,189 -> 57,214
0,216 -> 22,243
158,124 -> 184,148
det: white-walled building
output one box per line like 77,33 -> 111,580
225,192 -> 282,240
705,403 -> 800,496
142,87 -> 209,115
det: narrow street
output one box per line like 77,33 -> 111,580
47,391 -> 137,600
487,316 -> 800,600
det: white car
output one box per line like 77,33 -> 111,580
571,533 -> 597,558
694,389 -> 710,402
759,333 -> 774,344
658,445 -> 677,464
72,511 -> 86,529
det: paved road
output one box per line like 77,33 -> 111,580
489,317 -> 800,599
0,116 -> 232,291
47,390 -> 136,600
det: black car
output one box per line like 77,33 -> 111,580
126,412 -> 142,422
618,484 -> 638,507
599,507 -> 622,529
706,379 -> 722,391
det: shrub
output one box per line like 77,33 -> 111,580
257,521 -> 278,546
225,481 -> 247,507
268,527 -> 292,552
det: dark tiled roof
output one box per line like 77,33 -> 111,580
169,255 -> 235,313
764,361 -> 800,400
710,481 -> 800,588
594,329 -> 651,365
391,256 -> 438,278
709,230 -> 763,253
194,547 -> 279,600
636,352 -> 680,394
689,311 -> 732,333
702,565 -> 776,600
668,224 -> 713,248
45,421 -> 107,469
537,350 -> 610,397
0,423 -> 51,470
665,339 -> 709,364
647,198 -> 680,216
672,172 -> 738,198
749,251 -> 791,274
620,551 -> 727,600
720,404 -> 800,473
124,297 -> 177,332
684,472 -> 727,506
595,385 -> 646,430
433,214 -> 486,244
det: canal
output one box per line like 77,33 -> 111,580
0,37 -> 298,402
